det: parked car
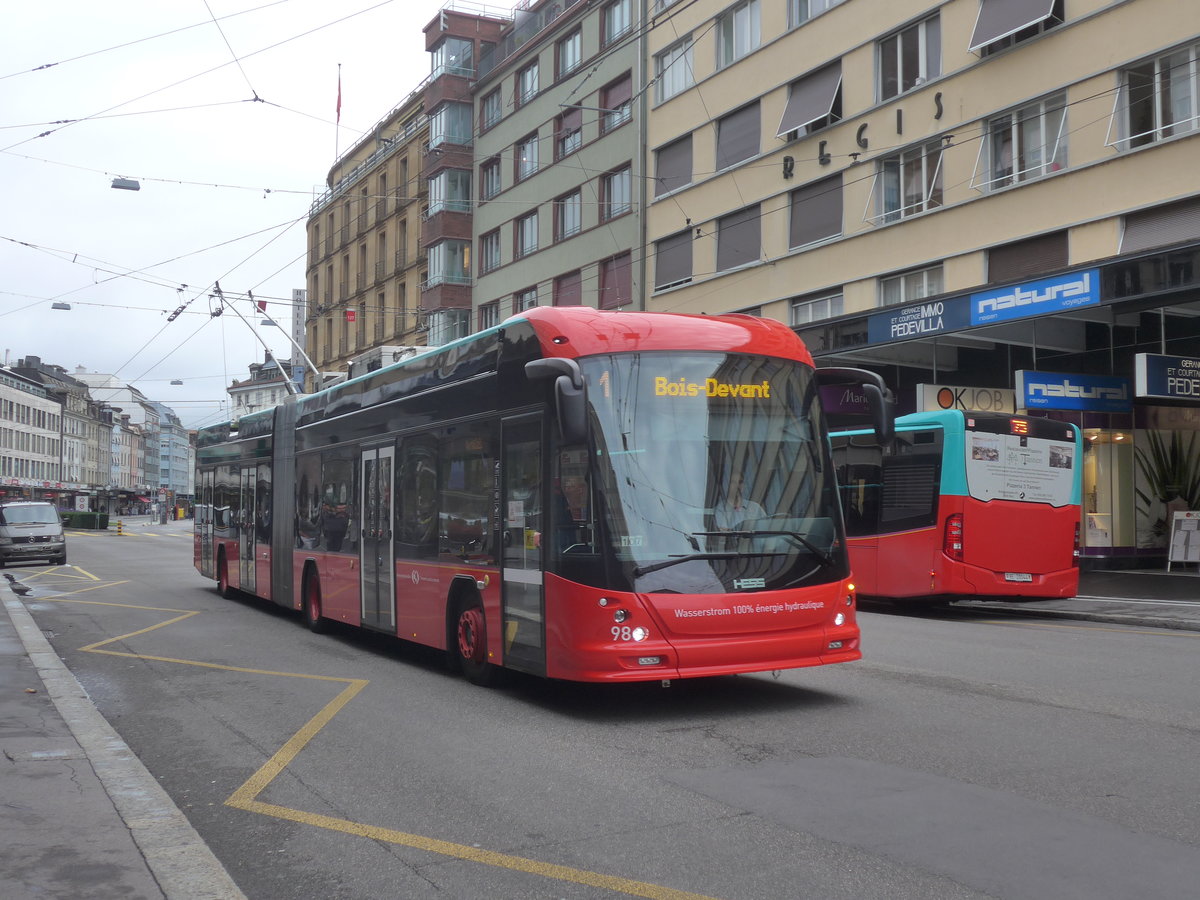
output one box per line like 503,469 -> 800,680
0,501 -> 67,566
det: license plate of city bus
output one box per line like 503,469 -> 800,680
1004,572 -> 1034,582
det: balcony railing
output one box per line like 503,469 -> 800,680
422,273 -> 472,290
478,0 -> 584,79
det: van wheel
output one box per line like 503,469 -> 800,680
303,569 -> 330,634
454,598 -> 496,686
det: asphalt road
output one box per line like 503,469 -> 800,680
14,522 -> 1200,900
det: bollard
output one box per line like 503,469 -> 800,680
117,519 -> 123,536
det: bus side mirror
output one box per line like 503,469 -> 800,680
525,358 -> 588,444
815,367 -> 895,446
861,382 -> 895,446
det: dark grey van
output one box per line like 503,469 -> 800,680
0,501 -> 67,566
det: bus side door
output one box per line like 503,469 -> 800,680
239,465 -> 256,594
198,469 -> 214,577
501,415 -> 545,676
360,445 -> 396,631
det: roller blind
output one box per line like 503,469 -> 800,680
1121,197 -> 1200,254
655,231 -> 693,288
716,102 -> 760,170
789,175 -> 843,249
655,134 -> 693,197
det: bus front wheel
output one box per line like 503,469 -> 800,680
454,598 -> 495,686
303,568 -> 330,634
217,553 -> 236,600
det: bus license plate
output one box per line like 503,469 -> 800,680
1004,572 -> 1033,582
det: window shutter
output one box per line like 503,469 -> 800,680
655,231 -> 693,288
1121,197 -> 1200,254
716,102 -> 760,170
789,175 -> 843,249
988,231 -> 1068,283
655,135 -> 692,197
717,205 -> 761,272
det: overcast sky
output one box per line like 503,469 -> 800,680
2,0 -> 451,429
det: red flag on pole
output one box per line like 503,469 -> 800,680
336,65 -> 342,124
257,298 -> 268,313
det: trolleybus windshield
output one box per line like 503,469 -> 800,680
581,351 -> 849,594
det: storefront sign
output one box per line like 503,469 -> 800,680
1015,370 -> 1131,412
917,383 -> 1016,413
867,297 -> 969,344
1135,353 -> 1200,400
970,268 -> 1100,325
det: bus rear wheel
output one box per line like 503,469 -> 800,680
303,569 -> 330,634
454,598 -> 495,686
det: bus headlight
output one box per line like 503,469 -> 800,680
631,626 -> 649,642
613,609 -> 629,623
834,612 -> 846,626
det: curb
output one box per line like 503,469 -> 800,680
2,588 -> 246,900
953,600 -> 1200,633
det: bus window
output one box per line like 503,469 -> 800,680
554,448 -> 593,555
319,451 -> 357,553
878,429 -> 942,533
397,435 -> 439,559
438,421 -> 497,565
295,455 -> 322,549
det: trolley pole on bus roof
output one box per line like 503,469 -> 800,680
248,290 -> 323,389
212,284 -> 307,395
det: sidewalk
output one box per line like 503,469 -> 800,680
957,568 -> 1200,630
1,580 -> 246,900
2,560 -> 1196,900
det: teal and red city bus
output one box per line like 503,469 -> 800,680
829,409 -> 1081,602
195,307 -> 892,684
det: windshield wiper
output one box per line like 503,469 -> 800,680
692,530 -> 837,568
632,551 -> 743,577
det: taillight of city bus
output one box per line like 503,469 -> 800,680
944,513 -> 964,561
1074,521 -> 1080,558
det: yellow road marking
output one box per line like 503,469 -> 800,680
34,587 -> 719,900
233,796 -> 720,900
17,565 -> 101,583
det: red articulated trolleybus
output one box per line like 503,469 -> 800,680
194,307 -> 893,685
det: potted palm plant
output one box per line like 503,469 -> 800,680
1134,430 -> 1200,540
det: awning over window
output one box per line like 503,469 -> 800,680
968,0 -> 1056,52
776,62 -> 842,137
135,496 -> 151,502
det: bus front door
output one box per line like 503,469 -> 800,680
360,446 -> 396,631
239,466 -> 256,594
501,417 -> 545,675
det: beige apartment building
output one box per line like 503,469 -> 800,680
305,86 -> 431,383
645,0 -> 1200,566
